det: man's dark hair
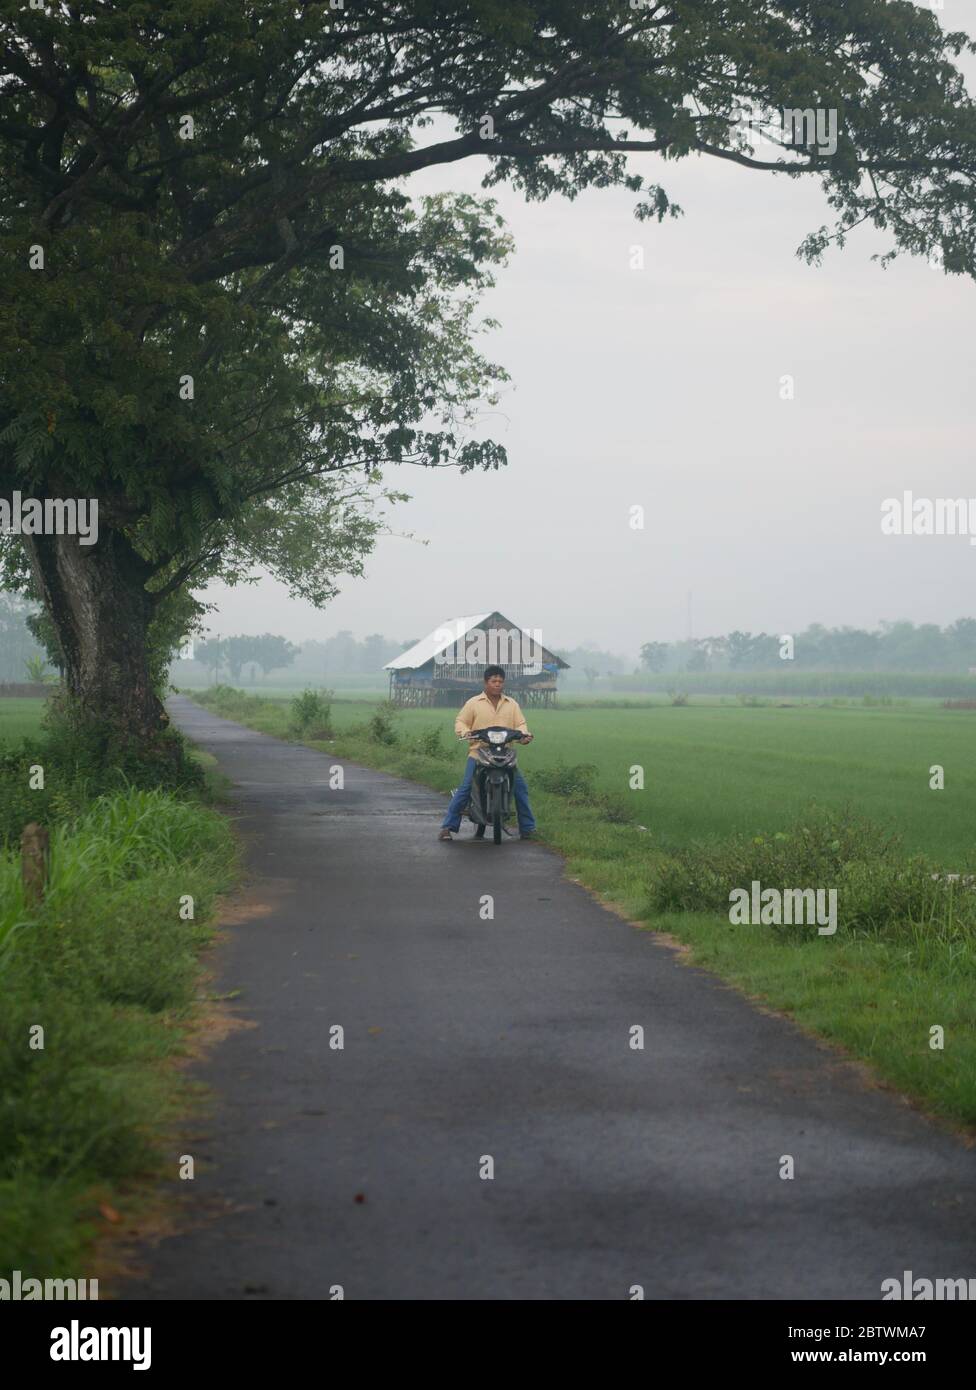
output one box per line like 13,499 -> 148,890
484,666 -> 505,682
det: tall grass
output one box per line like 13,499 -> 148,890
0,788 -> 235,1276
0,715 -> 205,850
0,786 -> 233,953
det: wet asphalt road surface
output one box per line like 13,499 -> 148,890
119,697 -> 975,1300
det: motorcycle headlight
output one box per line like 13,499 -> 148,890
486,730 -> 506,744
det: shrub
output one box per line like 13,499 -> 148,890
649,808 -> 976,942
532,762 -> 633,823
367,701 -> 400,745
534,762 -> 599,799
415,726 -> 452,760
194,683 -> 241,708
591,791 -> 634,824
667,690 -> 689,706
289,688 -> 334,739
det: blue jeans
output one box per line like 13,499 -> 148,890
441,756 -> 536,833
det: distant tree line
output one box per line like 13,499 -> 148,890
549,644 -> 628,687
0,598 -> 416,684
640,620 -> 976,674
182,630 -> 412,681
293,632 -> 413,676
12,596 -> 975,688
194,634 -> 301,684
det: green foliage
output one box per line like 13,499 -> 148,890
1,11 -> 517,626
535,762 -> 600,799
195,640 -> 227,681
194,682 -> 338,740
3,4 -> 976,744
534,761 -> 631,823
0,710 -> 205,850
653,809 -> 895,910
219,633 -> 301,683
414,726 -> 453,761
191,685 -> 297,740
289,688 -> 334,740
193,684 -> 241,708
367,702 -> 400,745
21,654 -> 55,684
668,690 -> 690,706
639,641 -> 668,673
0,788 -> 234,1275
0,786 -> 232,955
650,809 -> 976,943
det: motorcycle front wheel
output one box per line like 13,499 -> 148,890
492,805 -> 502,844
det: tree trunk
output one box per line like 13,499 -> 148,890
23,527 -> 166,748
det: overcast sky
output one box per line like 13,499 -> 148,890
203,9 -> 976,664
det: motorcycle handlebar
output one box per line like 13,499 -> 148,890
461,728 -> 531,740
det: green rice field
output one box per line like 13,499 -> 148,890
209,693 -> 975,865
0,696 -> 49,745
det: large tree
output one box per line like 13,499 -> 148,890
2,1 -> 975,750
221,631 -> 300,682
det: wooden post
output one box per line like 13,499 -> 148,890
21,822 -> 49,910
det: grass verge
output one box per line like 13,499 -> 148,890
0,780 -> 236,1278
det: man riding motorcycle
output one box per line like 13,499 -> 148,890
438,665 -> 536,840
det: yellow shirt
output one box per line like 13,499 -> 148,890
454,691 -> 528,756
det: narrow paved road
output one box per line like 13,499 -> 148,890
121,697 -> 975,1300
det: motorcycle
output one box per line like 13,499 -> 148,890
461,727 -> 530,844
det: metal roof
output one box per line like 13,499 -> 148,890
384,614 -> 491,670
